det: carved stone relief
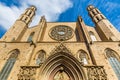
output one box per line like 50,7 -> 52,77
17,66 -> 37,80
49,25 -> 73,41
86,66 -> 107,80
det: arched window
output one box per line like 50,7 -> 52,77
105,48 -> 120,79
78,50 -> 88,64
27,32 -> 35,42
36,50 -> 46,65
0,49 -> 20,80
89,31 -> 97,41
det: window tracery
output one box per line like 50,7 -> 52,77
78,50 -> 88,64
49,25 -> 73,41
105,48 -> 120,79
36,50 -> 46,65
27,32 -> 35,42
0,49 -> 20,80
89,31 -> 97,41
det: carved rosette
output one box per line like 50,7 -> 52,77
49,25 -> 73,41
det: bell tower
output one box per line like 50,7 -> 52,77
0,5 -> 120,80
19,6 -> 36,25
1,6 -> 36,41
87,5 -> 120,41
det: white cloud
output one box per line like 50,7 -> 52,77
0,0 -> 73,30
0,3 -> 23,29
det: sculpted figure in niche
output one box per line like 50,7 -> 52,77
54,70 -> 70,80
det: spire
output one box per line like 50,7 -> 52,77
18,5 -> 37,25
39,15 -> 46,23
87,5 -> 106,23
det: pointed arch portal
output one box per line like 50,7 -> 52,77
39,44 -> 86,80
17,44 -> 107,80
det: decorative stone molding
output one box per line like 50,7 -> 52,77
85,65 -> 107,80
50,43 -> 72,55
49,25 -> 74,41
17,65 -> 108,80
17,66 -> 38,80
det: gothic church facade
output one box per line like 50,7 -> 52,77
0,5 -> 120,80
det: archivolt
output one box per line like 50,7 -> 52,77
38,51 -> 86,80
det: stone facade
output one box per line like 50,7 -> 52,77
0,5 -> 120,80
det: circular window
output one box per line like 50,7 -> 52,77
49,25 -> 73,41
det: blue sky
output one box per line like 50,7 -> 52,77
0,0 -> 120,38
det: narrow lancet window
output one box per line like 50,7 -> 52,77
105,48 -> 120,79
78,50 -> 88,65
0,49 -> 20,80
27,32 -> 35,42
36,50 -> 46,65
89,31 -> 97,41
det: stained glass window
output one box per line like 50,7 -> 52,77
36,50 -> 46,65
78,50 -> 88,64
105,48 -> 120,79
89,31 -> 97,41
0,49 -> 19,80
27,32 -> 35,42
